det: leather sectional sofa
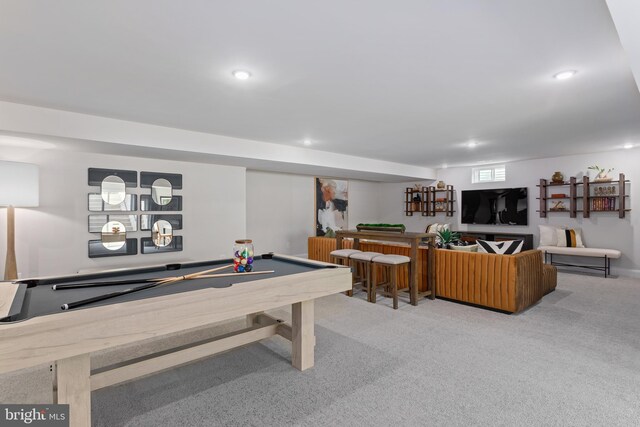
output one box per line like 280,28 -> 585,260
308,237 -> 556,313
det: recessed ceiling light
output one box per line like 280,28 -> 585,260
442,163 -> 448,169
553,70 -> 577,80
623,143 -> 634,149
467,141 -> 477,148
232,70 -> 251,80
303,139 -> 312,146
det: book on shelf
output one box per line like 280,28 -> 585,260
591,197 -> 616,211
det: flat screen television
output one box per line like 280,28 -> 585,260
461,187 -> 528,225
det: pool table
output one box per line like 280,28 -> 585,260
0,254 -> 351,427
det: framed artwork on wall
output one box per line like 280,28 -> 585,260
315,177 -> 348,237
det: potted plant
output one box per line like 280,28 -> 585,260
436,229 -> 461,249
588,165 -> 614,182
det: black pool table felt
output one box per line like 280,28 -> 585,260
6,256 -> 330,322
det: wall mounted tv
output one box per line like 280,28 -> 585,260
461,188 -> 528,226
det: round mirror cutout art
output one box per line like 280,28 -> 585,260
152,178 -> 172,206
152,220 -> 173,247
101,175 -> 126,205
101,221 -> 126,251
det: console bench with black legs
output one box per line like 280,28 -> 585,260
538,246 -> 622,278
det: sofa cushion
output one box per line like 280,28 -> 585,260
477,239 -> 524,255
556,228 -> 584,248
539,225 -> 560,246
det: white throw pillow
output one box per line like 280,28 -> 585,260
556,228 -> 585,248
539,225 -> 559,246
426,223 -> 450,234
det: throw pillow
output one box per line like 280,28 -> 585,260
425,223 -> 450,234
425,223 -> 439,234
556,228 -> 584,248
477,239 -> 524,255
538,225 -> 560,246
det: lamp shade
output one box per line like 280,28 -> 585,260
0,160 -> 39,207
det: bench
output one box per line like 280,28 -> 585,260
537,246 -> 622,278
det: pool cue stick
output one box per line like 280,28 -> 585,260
53,264 -> 233,290
61,282 -> 160,310
196,271 -> 275,279
52,278 -> 157,290
154,264 -> 233,285
60,264 -> 234,310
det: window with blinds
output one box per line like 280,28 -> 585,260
472,165 -> 506,183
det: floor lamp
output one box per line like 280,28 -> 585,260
0,161 -> 39,281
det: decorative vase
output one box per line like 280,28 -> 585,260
551,171 -> 564,184
436,181 -> 445,189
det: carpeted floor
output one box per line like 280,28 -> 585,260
2,272 -> 640,426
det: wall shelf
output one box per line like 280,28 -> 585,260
404,186 -> 428,216
427,185 -> 455,217
404,185 -> 455,216
537,173 -> 630,219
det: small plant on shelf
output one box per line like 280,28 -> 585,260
588,165 -> 614,182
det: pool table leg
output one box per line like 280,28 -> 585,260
291,300 -> 314,371
53,354 -> 91,427
246,311 -> 263,327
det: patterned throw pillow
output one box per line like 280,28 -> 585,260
477,239 -> 524,255
556,228 -> 584,248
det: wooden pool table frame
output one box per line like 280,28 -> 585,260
0,254 -> 351,427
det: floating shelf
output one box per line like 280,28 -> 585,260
538,174 -> 630,219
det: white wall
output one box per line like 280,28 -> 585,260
246,171 -> 381,256
378,181 -> 436,232
378,150 -> 640,276
0,147 -> 246,277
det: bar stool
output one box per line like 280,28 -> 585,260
329,248 -> 361,266
349,251 -> 383,300
371,254 -> 411,309
330,249 -> 362,296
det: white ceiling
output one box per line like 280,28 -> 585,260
0,0 -> 639,169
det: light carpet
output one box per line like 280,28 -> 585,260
1,272 -> 639,426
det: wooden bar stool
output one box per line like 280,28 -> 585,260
349,251 -> 383,300
371,254 -> 411,309
330,249 -> 362,296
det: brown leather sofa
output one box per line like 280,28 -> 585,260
435,249 -> 545,313
308,237 -> 550,313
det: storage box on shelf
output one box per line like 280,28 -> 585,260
537,173 -> 630,219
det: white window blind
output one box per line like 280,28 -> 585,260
472,165 -> 506,184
